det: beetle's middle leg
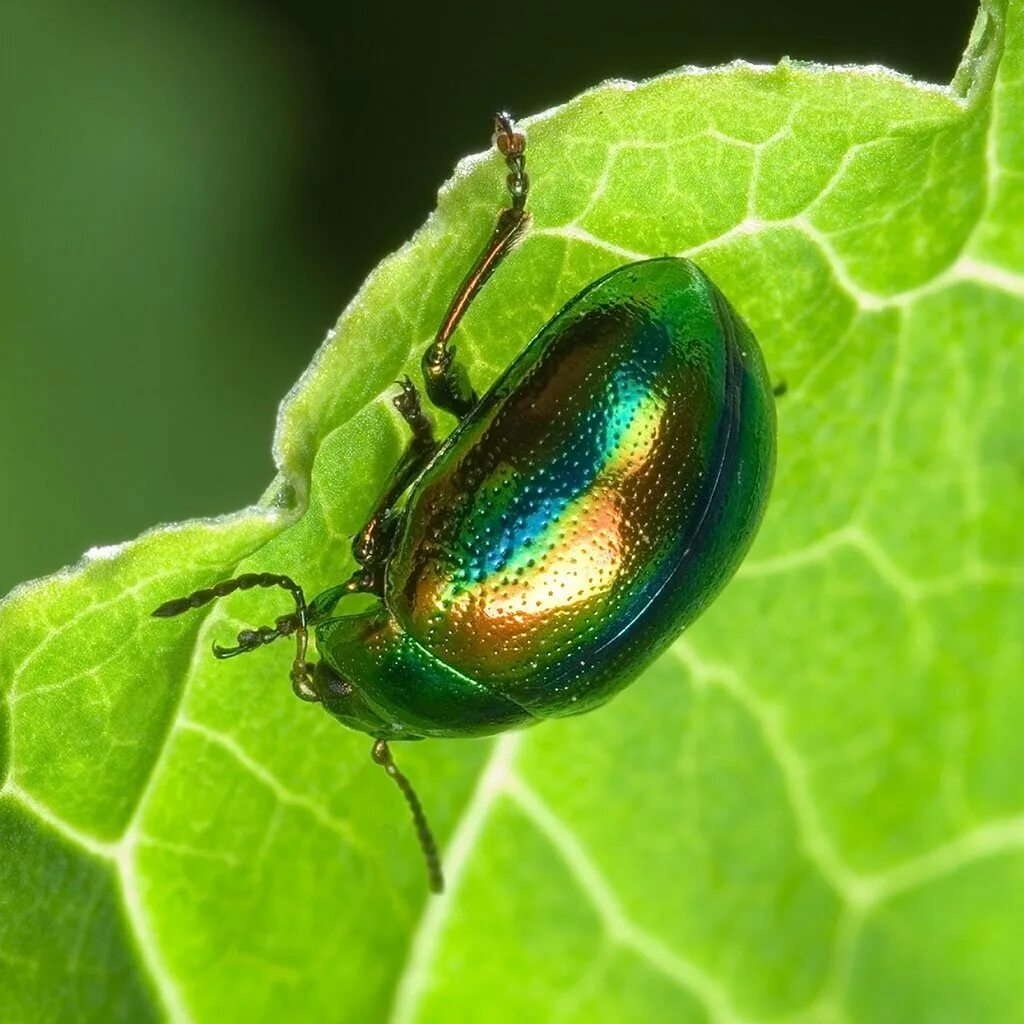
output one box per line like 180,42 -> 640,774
346,377 -> 438,595
421,112 -> 530,420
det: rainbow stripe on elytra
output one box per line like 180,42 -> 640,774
316,257 -> 774,738
390,261 -> 733,691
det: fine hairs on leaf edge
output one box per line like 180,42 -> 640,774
0,0 -> 1002,622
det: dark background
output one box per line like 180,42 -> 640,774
0,0 -> 978,595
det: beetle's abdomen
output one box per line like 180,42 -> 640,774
389,257 -> 774,716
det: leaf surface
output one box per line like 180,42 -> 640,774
2,2 -> 1022,1020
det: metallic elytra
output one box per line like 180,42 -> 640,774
153,114 -> 776,892
318,256 -> 775,739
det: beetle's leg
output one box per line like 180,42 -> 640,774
307,577 -> 365,622
392,373 -> 436,456
421,112 -> 529,420
209,613 -> 300,659
151,572 -> 319,702
371,739 -> 444,893
350,377 -> 438,593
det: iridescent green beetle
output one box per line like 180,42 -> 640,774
154,114 -> 776,892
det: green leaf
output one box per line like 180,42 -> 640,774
2,1 -> 1022,1020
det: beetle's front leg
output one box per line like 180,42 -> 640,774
421,112 -> 529,420
152,572 -> 320,701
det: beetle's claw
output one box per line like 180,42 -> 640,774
212,640 -> 246,659
393,376 -> 423,418
493,111 -> 516,139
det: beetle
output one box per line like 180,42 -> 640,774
154,113 -> 776,892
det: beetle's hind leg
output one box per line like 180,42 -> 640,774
151,572 -> 319,702
421,112 -> 530,420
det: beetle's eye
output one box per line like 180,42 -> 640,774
314,661 -> 352,699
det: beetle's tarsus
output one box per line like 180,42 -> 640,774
392,377 -> 433,448
210,614 -> 300,660
371,739 -> 444,894
493,112 -> 528,210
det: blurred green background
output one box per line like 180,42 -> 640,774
0,0 -> 977,596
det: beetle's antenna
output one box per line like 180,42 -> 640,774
151,571 -> 305,618
371,740 -> 444,894
151,573 -> 318,702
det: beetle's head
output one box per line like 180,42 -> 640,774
313,661 -> 420,741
